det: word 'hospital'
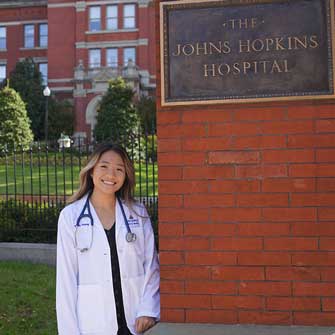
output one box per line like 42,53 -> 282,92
203,59 -> 290,77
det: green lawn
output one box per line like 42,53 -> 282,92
0,261 -> 57,334
0,162 -> 158,197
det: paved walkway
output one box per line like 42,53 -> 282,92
147,323 -> 335,335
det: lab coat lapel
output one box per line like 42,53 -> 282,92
88,197 -> 116,255
116,198 -> 131,241
88,199 -> 104,232
116,198 -> 123,241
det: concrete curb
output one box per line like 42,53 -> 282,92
0,242 -> 56,266
146,323 -> 335,335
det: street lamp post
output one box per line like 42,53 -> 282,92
43,86 -> 51,143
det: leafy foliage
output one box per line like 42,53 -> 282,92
140,134 -> 157,162
0,198 -> 158,245
0,85 -> 33,150
135,95 -> 156,134
0,200 -> 62,243
47,98 -> 75,140
94,77 -> 138,144
9,58 -> 45,139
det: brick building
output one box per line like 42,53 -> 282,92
155,0 -> 335,332
0,0 -> 156,140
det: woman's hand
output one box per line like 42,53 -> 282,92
135,316 -> 156,333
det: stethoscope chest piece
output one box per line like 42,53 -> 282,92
117,197 -> 137,243
126,232 -> 136,243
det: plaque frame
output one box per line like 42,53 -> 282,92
160,0 -> 335,106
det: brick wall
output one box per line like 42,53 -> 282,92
156,2 -> 335,327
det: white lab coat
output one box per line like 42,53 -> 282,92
56,194 -> 160,335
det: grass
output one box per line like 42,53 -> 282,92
0,162 -> 158,197
0,261 -> 57,334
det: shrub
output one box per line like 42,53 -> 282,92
47,98 -> 75,141
0,200 -> 64,243
0,198 -> 159,248
9,58 -> 45,139
0,85 -> 34,151
94,77 -> 138,145
135,96 -> 156,134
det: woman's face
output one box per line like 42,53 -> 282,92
91,150 -> 126,196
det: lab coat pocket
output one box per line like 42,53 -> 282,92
77,284 -> 105,333
125,274 -> 145,328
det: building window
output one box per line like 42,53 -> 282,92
123,4 -> 135,29
0,27 -> 6,49
89,49 -> 101,68
0,64 -> 6,81
24,24 -> 34,48
123,47 -> 136,65
39,24 -> 48,47
106,5 -> 118,30
38,63 -> 48,85
107,48 -> 118,67
89,6 -> 101,31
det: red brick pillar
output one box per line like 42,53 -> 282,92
156,4 -> 335,328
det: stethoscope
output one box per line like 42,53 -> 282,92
75,193 -> 137,253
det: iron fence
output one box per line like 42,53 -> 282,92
0,131 -> 158,243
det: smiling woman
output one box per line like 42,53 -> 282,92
56,143 -> 160,335
91,151 -> 128,203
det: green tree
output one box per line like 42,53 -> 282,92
47,98 -> 75,141
135,95 -> 156,134
94,77 -> 138,143
9,58 -> 45,139
0,85 -> 34,150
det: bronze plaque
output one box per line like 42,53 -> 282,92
160,0 -> 335,105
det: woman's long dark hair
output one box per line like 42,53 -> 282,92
67,143 -> 135,206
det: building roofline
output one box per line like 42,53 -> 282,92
0,1 -> 46,8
